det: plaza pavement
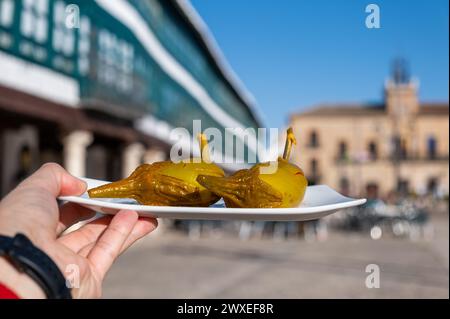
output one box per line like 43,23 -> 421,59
103,213 -> 449,298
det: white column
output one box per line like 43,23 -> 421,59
143,148 -> 166,164
122,142 -> 145,177
63,131 -> 93,177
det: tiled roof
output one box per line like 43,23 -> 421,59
292,102 -> 449,118
419,103 -> 449,115
293,104 -> 386,117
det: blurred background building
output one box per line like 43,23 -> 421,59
0,0 -> 262,196
0,0 -> 448,298
290,60 -> 449,199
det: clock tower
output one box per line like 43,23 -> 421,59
385,59 -> 420,159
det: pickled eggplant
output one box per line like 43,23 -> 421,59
88,134 -> 225,206
196,127 -> 308,208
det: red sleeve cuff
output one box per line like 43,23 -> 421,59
0,282 -> 20,299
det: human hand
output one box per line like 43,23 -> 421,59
0,163 -> 158,298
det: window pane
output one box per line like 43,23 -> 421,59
80,16 -> 90,34
79,38 -> 90,54
53,0 -> 65,25
0,0 -> 14,27
309,131 -> 318,147
36,0 -> 48,15
63,30 -> 74,55
53,28 -> 64,51
368,141 -> 378,160
35,18 -> 48,43
20,11 -> 34,37
427,136 -> 437,159
23,0 -> 34,9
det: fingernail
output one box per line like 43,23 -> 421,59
80,180 -> 88,191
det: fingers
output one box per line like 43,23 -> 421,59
79,218 -> 156,257
87,210 -> 139,280
120,217 -> 158,254
20,163 -> 87,197
60,215 -> 157,260
57,202 -> 97,235
78,242 -> 96,258
57,215 -> 112,251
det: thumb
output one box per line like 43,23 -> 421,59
21,163 -> 87,197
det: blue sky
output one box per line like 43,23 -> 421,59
191,0 -> 449,128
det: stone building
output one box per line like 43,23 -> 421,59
290,63 -> 449,198
0,0 -> 262,196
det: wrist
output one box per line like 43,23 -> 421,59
0,256 -> 46,299
0,233 -> 72,299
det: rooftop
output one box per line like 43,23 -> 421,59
420,103 -> 450,115
292,102 -> 449,118
293,103 -> 386,118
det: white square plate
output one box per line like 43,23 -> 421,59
59,178 -> 366,221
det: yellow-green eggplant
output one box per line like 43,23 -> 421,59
88,134 -> 225,206
196,128 -> 308,208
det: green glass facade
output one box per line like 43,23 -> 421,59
0,0 -> 261,162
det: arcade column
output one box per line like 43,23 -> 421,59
63,131 -> 93,177
143,147 -> 166,164
122,142 -> 145,178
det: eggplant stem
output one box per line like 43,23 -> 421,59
197,133 -> 211,162
282,127 -> 297,160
